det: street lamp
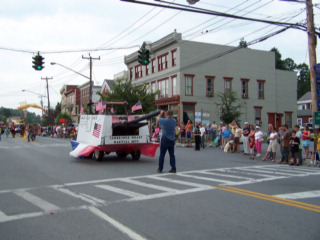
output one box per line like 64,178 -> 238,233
51,62 -> 93,114
22,89 -> 47,109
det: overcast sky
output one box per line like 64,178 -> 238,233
0,0 -> 319,116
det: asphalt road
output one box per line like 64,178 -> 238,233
0,135 -> 319,240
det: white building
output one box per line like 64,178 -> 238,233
124,31 -> 297,131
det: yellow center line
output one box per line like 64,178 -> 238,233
16,136 -> 41,145
216,185 -> 320,213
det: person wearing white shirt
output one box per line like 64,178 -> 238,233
200,124 -> 206,149
262,125 -> 278,162
254,126 -> 264,157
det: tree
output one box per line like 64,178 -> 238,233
215,91 -> 242,124
297,63 -> 311,99
98,79 -> 158,114
271,47 -> 286,70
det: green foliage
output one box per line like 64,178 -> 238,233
55,111 -> 72,124
215,91 -> 242,124
98,79 -> 158,114
0,107 -> 40,124
270,47 -> 310,99
297,63 -> 311,99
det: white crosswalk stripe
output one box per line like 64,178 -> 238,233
0,165 -> 319,223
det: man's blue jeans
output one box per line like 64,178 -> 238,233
158,137 -> 176,171
201,135 -> 205,148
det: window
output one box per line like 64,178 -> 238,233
129,67 -> 133,80
151,58 -> 156,73
158,78 -> 168,98
158,53 -> 168,71
134,65 -> 142,79
151,81 -> 156,93
257,80 -> 265,99
241,78 -> 249,99
285,111 -> 292,128
224,78 -> 232,96
172,75 -> 177,96
171,49 -> 177,67
185,75 -> 194,96
146,64 -> 150,76
206,76 -> 214,97
254,106 -> 262,122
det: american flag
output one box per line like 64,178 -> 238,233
131,101 -> 142,112
92,123 -> 102,138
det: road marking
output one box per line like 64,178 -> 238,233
177,173 -> 234,184
274,190 -> 320,200
14,189 -> 60,212
95,184 -> 144,198
88,206 -> 148,240
0,146 -> 8,149
216,185 -> 320,213
199,171 -> 255,181
52,186 -> 106,205
119,178 -> 177,192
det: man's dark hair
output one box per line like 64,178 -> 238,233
284,124 -> 288,129
167,111 -> 173,117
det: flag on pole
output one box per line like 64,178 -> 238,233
131,101 -> 142,112
96,101 -> 107,112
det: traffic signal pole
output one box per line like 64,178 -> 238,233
82,54 -> 100,114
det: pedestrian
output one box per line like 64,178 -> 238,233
222,125 -> 232,147
157,110 -> 177,173
278,124 -> 290,164
233,124 -> 241,153
262,125 -> 279,163
242,122 -> 250,155
212,121 -> 217,143
289,130 -> 300,166
302,125 -> 311,160
294,125 -> 303,165
175,123 -> 180,145
185,120 -> 193,148
27,124 -> 34,142
254,125 -> 263,157
194,125 -> 201,150
180,122 -> 186,144
249,125 -> 256,159
206,124 -> 213,146
11,123 -> 16,138
200,123 -> 206,149
229,120 -> 237,135
266,124 -> 273,160
5,126 -> 10,138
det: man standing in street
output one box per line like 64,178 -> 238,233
157,110 -> 177,173
279,124 -> 290,164
242,122 -> 250,155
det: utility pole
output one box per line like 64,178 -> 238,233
82,54 -> 100,114
306,0 -> 318,151
41,76 -> 53,117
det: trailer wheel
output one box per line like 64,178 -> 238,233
94,150 -> 104,161
131,150 -> 141,161
116,152 -> 127,158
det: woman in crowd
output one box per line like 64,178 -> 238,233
248,125 -> 256,159
262,125 -> 279,163
302,125 -> 311,160
254,125 -> 264,157
180,122 -> 186,144
233,124 -> 242,153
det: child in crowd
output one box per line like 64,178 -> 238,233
289,130 -> 300,166
249,125 -> 255,159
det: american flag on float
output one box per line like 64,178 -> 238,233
131,101 -> 142,112
92,122 -> 102,138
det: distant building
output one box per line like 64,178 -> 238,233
65,87 -> 80,124
114,70 -> 128,80
124,31 -> 297,131
101,79 -> 115,96
60,85 -> 78,113
297,91 -> 312,125
79,81 -> 102,114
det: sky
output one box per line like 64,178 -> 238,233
0,0 -> 319,116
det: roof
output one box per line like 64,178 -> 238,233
104,79 -> 114,89
298,91 -> 311,102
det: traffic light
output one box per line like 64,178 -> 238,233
32,53 -> 45,71
138,48 -> 150,66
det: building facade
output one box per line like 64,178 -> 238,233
297,91 -> 312,125
79,81 -> 102,114
60,85 -> 78,113
124,31 -> 297,131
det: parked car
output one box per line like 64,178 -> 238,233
300,123 -> 314,140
